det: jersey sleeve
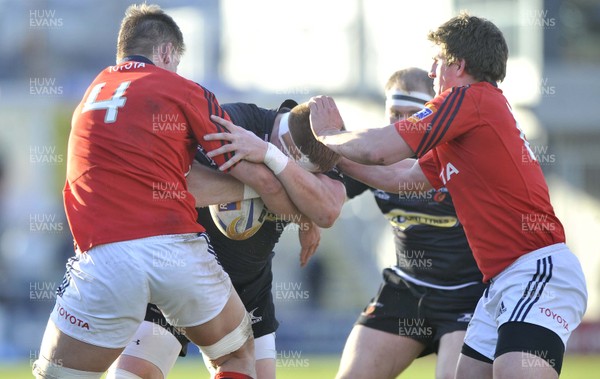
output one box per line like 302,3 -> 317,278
323,166 -> 344,183
185,85 -> 236,171
395,86 -> 478,158
222,103 -> 273,138
343,175 -> 370,199
418,150 -> 444,189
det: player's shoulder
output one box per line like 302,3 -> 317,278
222,103 -> 277,136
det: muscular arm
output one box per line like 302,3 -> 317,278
187,161 -> 244,207
337,157 -> 432,193
188,157 -> 304,218
309,96 -> 415,165
204,116 -> 345,228
227,160 -> 305,218
275,162 -> 345,227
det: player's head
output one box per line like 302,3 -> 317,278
427,12 -> 508,93
384,68 -> 434,124
116,4 -> 185,72
280,102 -> 341,172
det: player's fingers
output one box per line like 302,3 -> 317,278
206,143 -> 236,158
218,154 -> 242,171
301,244 -> 317,267
210,115 -> 237,131
204,132 -> 234,142
204,133 -> 231,142
325,96 -> 337,109
300,247 -> 309,267
308,95 -> 327,111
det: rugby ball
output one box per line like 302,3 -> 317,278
209,198 -> 267,240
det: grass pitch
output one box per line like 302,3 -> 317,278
3,354 -> 599,378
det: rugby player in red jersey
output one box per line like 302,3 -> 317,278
32,4 -> 309,379
222,13 -> 587,379
107,100 -> 346,379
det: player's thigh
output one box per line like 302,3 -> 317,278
455,353 -> 492,379
456,294 -> 494,379
435,330 -> 466,379
38,319 -> 124,373
336,325 -> 425,379
149,233 -> 233,329
494,351 -> 558,379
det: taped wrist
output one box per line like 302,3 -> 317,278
263,143 -> 288,175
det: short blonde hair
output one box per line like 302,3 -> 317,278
116,4 -> 185,61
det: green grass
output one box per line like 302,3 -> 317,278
5,354 -> 599,378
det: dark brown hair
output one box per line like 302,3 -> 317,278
116,4 -> 185,61
428,12 -> 508,83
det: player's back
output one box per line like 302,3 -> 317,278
65,59 -> 217,251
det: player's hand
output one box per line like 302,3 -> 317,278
308,95 -> 345,141
205,115 -> 269,171
298,218 -> 320,267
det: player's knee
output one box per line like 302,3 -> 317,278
32,356 -> 103,379
199,311 -> 253,362
109,321 -> 180,379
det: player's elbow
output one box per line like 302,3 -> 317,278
312,191 -> 344,228
316,207 -> 340,228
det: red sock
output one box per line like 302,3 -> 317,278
214,372 -> 253,379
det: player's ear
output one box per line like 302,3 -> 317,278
456,58 -> 467,76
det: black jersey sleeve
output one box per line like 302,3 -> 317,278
344,175 -> 371,199
221,103 -> 277,139
323,166 -> 344,183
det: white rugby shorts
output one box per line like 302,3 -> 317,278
463,243 -> 587,360
50,233 -> 232,348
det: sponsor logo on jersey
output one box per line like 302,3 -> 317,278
385,209 -> 458,230
439,162 -> 460,185
407,104 -> 436,123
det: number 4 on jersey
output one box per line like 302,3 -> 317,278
82,81 -> 130,123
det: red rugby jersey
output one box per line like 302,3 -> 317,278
64,57 -> 233,251
396,82 -> 565,281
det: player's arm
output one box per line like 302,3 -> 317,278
308,96 -> 414,165
205,116 -> 344,228
274,164 -> 345,228
187,161 -> 246,207
227,160 -> 306,217
187,87 -> 303,216
337,157 -> 432,193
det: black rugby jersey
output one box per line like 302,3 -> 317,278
345,176 -> 482,286
197,102 -> 343,286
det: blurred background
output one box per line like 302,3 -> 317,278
1,0 -> 600,368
